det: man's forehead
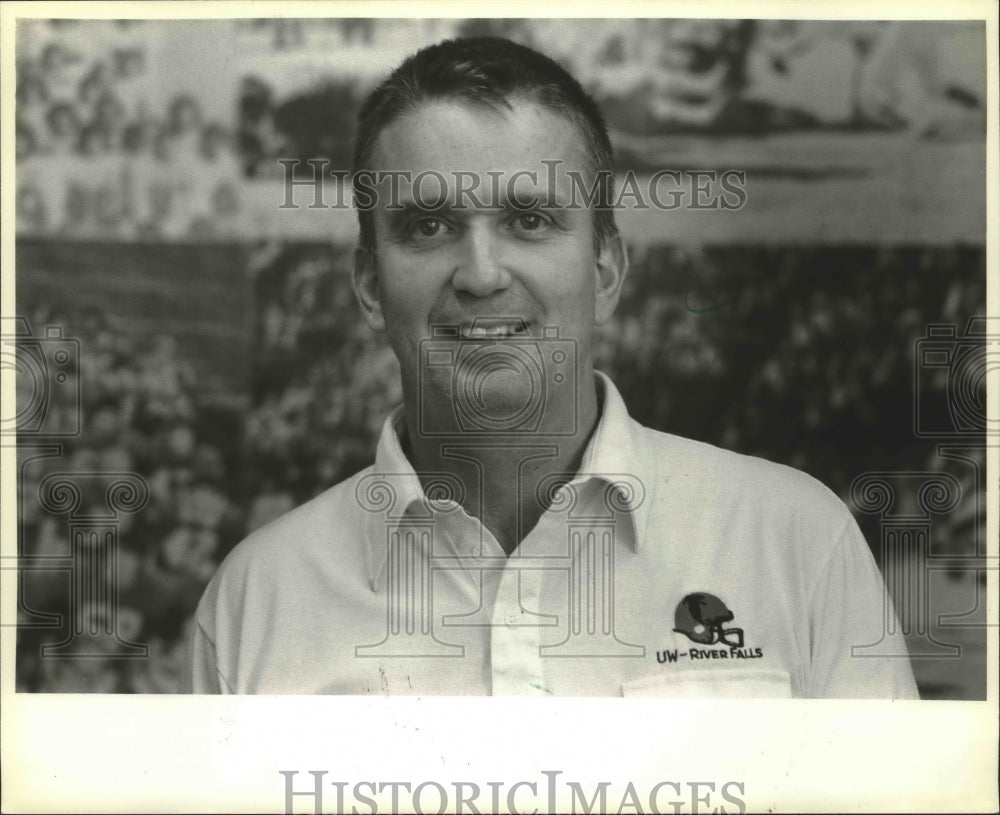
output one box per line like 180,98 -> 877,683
370,97 -> 591,176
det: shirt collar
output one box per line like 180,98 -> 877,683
362,371 -> 652,590
574,371 -> 652,552
362,409 -> 426,590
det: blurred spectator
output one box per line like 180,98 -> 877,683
92,90 -> 129,150
112,46 -> 151,121
16,130 -> 48,232
15,121 -> 39,162
199,123 -> 230,163
77,122 -> 111,156
44,102 -> 82,154
189,124 -> 242,237
16,74 -> 50,137
120,120 -> 151,155
164,93 -> 205,157
136,130 -> 187,239
39,40 -> 87,94
76,62 -> 112,114
238,76 -> 277,177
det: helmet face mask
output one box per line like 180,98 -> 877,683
716,626 -> 744,648
673,592 -> 745,648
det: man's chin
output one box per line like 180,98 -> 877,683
453,368 -> 542,431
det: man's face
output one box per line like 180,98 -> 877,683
353,98 -> 626,426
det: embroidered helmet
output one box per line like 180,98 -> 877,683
673,592 -> 745,648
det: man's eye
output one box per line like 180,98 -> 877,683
511,213 -> 549,233
414,217 -> 444,237
403,216 -> 457,244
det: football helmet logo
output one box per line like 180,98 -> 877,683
673,592 -> 744,648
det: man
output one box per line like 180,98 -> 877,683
186,37 -> 918,698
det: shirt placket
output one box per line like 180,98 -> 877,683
490,557 -> 551,696
489,489 -> 583,697
436,481 -> 632,695
436,510 -> 547,695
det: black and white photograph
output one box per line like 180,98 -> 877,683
2,2 -> 997,812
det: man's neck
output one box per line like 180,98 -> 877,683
402,378 -> 602,555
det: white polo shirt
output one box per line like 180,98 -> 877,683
185,374 -> 918,698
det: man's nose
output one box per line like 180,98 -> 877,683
450,222 -> 511,297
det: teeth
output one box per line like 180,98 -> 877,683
465,324 -> 527,338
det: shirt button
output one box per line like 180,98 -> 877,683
505,614 -> 519,627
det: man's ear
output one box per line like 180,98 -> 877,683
594,233 -> 629,326
352,247 -> 386,331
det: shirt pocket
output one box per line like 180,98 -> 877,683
621,668 -> 793,698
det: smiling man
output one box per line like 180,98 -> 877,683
186,37 -> 918,698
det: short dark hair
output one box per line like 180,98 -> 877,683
352,36 -> 618,256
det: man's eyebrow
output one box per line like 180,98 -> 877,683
385,191 -> 573,214
379,199 -> 452,223
387,199 -> 441,214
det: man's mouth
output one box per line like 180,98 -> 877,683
459,317 -> 530,339
462,323 -> 529,339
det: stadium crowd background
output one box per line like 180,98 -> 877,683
12,18 -> 988,696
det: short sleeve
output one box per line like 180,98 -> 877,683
179,578 -> 234,694
806,518 -> 920,699
180,618 -> 230,694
